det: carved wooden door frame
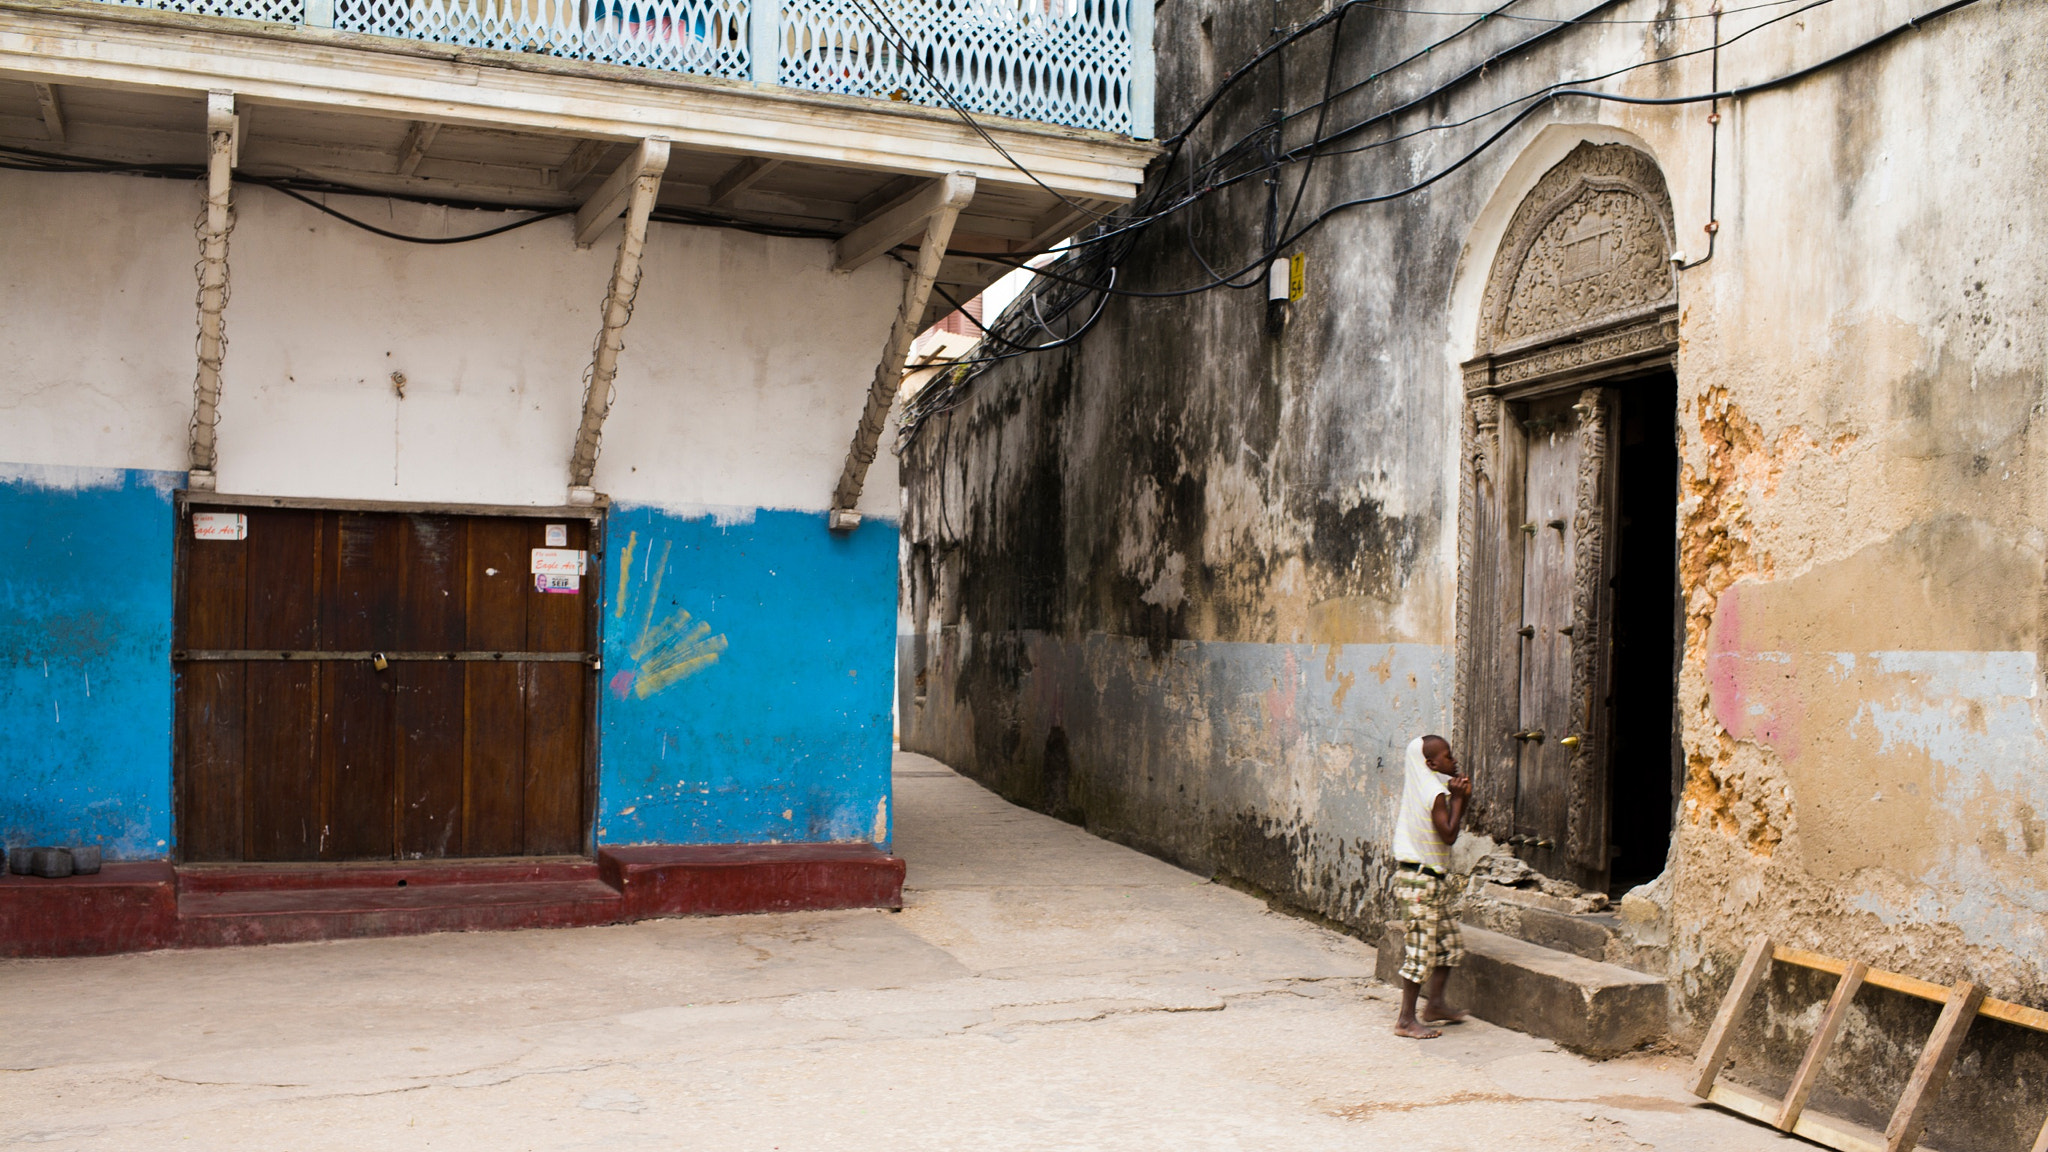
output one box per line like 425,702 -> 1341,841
1454,142 -> 1680,885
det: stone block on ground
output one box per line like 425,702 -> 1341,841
1377,920 -> 1666,1057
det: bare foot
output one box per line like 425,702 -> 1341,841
1422,1001 -> 1468,1025
1394,1019 -> 1443,1039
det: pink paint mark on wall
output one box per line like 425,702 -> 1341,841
1706,583 -> 1806,762
1264,649 -> 1300,731
609,669 -> 637,700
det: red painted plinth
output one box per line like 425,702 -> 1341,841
0,863 -> 178,958
0,846 -> 904,959
598,844 -> 905,919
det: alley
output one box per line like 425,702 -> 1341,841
2,753 -> 1785,1151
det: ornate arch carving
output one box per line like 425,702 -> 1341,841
1453,141 -> 1680,877
1475,142 -> 1678,358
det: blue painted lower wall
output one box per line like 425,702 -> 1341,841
0,474 -> 896,861
0,465 -> 178,860
596,505 -> 897,848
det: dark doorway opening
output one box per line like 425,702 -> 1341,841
1604,372 -> 1680,894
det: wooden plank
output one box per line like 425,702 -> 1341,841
396,515 -> 466,857
1884,980 -> 1985,1152
2032,1112 -> 2048,1152
464,519 -> 531,857
1775,947 -> 2048,1033
321,512 -> 403,859
573,135 -> 669,247
555,138 -> 610,191
177,509 -> 248,861
177,491 -> 604,519
1776,947 -> 1951,1003
1708,1083 -> 1886,1152
709,155 -> 781,208
243,509 -> 323,861
1690,934 -> 1774,1097
245,663 -> 321,860
1779,959 -> 1868,1130
523,519 -> 590,855
397,662 -> 465,857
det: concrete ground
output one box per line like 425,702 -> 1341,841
0,752 -> 1789,1151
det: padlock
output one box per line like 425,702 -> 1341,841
371,652 -> 389,673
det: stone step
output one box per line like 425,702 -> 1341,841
1377,920 -> 1667,1057
1458,881 -> 1670,975
177,879 -> 627,949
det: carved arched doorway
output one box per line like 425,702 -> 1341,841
1456,141 -> 1682,893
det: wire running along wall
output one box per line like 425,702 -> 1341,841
94,0 -> 1140,134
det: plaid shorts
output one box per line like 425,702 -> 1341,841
1395,867 -> 1464,984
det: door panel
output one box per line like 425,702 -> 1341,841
1514,395 -> 1582,873
176,506 -> 596,862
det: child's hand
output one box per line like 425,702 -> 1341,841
1448,775 -> 1472,799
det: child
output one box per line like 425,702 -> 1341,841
1392,733 -> 1471,1039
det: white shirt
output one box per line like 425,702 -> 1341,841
1392,735 -> 1452,870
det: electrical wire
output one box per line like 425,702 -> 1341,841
897,0 -> 1990,446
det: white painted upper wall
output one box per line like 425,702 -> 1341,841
0,169 -> 904,519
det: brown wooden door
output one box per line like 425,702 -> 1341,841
176,507 -> 596,862
1509,391 -> 1616,881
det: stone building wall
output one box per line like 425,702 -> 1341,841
899,0 -> 2048,1144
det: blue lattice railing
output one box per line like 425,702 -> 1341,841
98,0 -> 1154,135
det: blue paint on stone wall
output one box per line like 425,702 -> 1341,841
0,465 -> 178,860
596,505 -> 896,847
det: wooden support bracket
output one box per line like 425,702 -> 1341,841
566,139 -> 668,495
574,136 -> 669,248
32,81 -> 64,144
1692,938 -> 2036,1152
833,173 -> 975,272
188,89 -> 237,491
827,171 -> 976,522
395,120 -> 440,176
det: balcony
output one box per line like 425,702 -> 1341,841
80,0 -> 1153,136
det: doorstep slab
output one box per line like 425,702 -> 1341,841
599,844 -> 905,919
1377,920 -> 1666,1056
177,878 -> 626,948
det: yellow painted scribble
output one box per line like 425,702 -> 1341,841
631,609 -> 728,697
612,532 -> 727,697
613,531 -> 638,618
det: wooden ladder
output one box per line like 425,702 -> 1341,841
1691,935 -> 2048,1152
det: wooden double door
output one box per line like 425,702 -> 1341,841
1465,374 -> 1680,890
175,505 -> 597,862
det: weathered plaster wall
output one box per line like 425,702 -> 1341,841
900,0 -> 2048,1140
0,168 -> 904,516
0,168 -> 908,856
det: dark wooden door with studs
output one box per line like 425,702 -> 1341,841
174,506 -> 596,861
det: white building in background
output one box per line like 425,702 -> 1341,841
0,0 -> 1153,931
